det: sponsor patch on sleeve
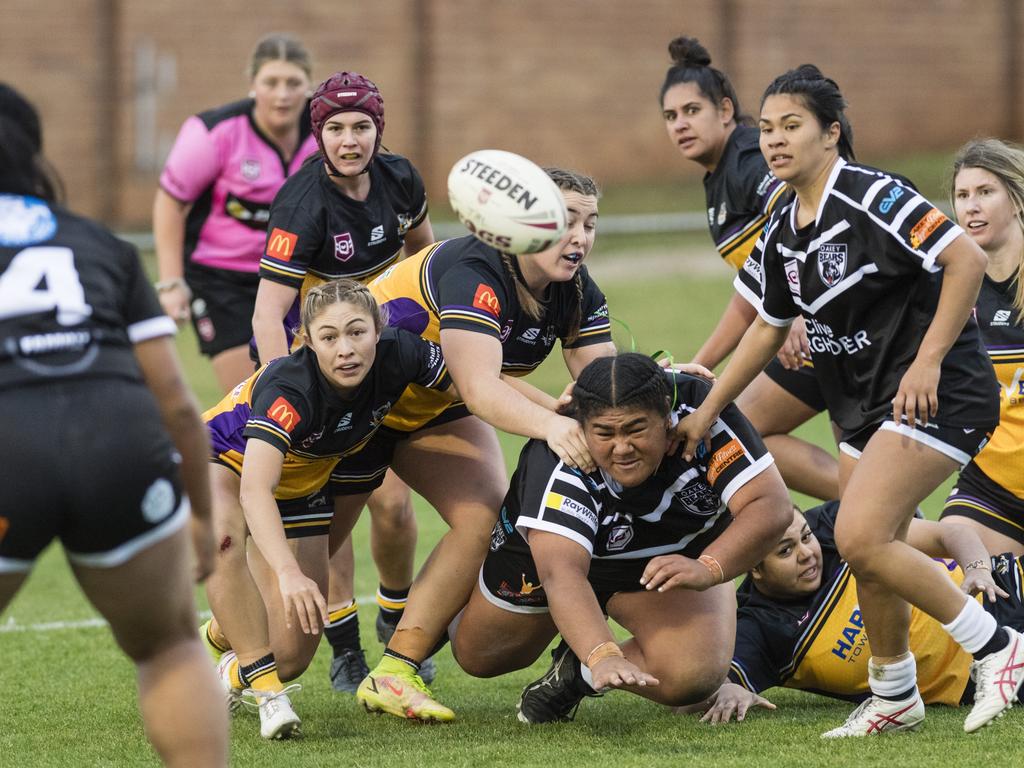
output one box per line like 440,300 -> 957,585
909,208 -> 948,249
472,283 -> 502,317
707,438 -> 744,484
544,491 -> 598,530
267,396 -> 302,432
266,227 -> 299,261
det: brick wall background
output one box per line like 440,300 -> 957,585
3,0 -> 1021,226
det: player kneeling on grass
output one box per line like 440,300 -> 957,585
449,352 -> 791,722
200,279 -> 452,739
689,502 -> 1024,731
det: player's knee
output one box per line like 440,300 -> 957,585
656,665 -> 724,707
451,643 -> 511,678
369,497 -> 416,537
117,606 -> 197,663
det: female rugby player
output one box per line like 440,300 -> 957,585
347,168 -> 616,722
252,71 -> 436,691
154,34 -> 317,392
676,65 -> 1024,737
449,353 -> 791,722
942,139 -> 1024,557
660,36 -> 838,500
0,83 -> 227,767
203,280 -> 451,739
693,502 -> 1024,724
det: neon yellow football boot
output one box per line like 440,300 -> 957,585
356,656 -> 455,722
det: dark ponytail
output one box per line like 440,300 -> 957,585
761,65 -> 856,162
572,353 -> 671,424
659,36 -> 749,125
0,83 -> 63,201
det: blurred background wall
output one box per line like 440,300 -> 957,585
3,0 -> 1021,227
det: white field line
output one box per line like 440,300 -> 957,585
1,595 -> 379,634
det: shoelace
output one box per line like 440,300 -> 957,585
240,683 -> 303,713
972,656 -> 997,702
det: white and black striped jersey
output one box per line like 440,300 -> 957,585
744,159 -> 998,432
703,125 -> 788,270
0,195 -> 176,389
501,372 -> 773,560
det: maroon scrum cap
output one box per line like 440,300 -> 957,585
309,72 -> 384,175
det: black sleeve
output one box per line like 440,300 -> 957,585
865,177 -> 963,272
119,239 -> 178,343
757,213 -> 801,326
435,258 -> 513,339
393,329 -> 451,391
243,372 -> 315,454
729,610 -> 785,693
258,174 -> 324,288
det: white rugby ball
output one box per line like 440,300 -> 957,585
447,149 -> 567,254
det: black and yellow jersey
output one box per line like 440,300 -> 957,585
368,235 -> 612,431
703,125 -> 787,270
730,501 -> 1024,706
204,327 -> 448,498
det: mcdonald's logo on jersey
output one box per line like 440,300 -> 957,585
266,228 -> 298,261
473,283 -> 502,317
267,396 -> 302,432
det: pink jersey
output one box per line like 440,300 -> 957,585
159,98 -> 318,273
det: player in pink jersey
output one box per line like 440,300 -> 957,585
153,34 -> 318,392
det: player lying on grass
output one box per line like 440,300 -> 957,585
448,352 -> 791,722
688,502 -> 1024,727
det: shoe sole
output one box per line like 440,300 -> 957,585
358,697 -> 454,723
965,701 -> 1014,734
821,721 -> 922,739
264,720 -> 302,740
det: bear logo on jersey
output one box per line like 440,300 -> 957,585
817,243 -> 847,288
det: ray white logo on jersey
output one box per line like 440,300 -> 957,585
455,157 -> 541,211
805,317 -> 872,356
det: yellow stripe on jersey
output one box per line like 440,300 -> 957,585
719,214 -> 769,269
944,499 -> 1024,535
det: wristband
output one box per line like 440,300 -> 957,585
964,559 -> 990,572
154,277 -> 189,294
585,641 -> 624,669
698,554 -> 725,585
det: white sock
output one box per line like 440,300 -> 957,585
942,597 -> 998,654
867,653 -> 917,699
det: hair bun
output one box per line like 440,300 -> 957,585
668,36 -> 711,68
793,64 -> 826,81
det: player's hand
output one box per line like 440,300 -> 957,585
777,316 -> 810,371
892,358 -> 940,427
659,358 -> 716,381
277,566 -> 328,635
590,655 -> 659,691
189,515 -> 216,583
961,567 -> 1008,603
672,405 -> 716,461
545,413 -> 595,473
640,554 -> 716,592
158,283 -> 191,325
697,683 -> 776,724
555,380 -> 575,415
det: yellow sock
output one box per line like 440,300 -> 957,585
237,653 -> 284,694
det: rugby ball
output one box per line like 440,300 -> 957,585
447,149 -> 567,254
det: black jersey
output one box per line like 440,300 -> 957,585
968,275 -> 1024,497
754,159 -> 999,431
205,326 -> 449,499
259,153 -> 428,289
495,372 -> 772,570
0,195 -> 176,390
703,125 -> 788,270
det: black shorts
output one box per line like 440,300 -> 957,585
839,417 -> 994,469
328,404 -> 473,496
0,380 -> 188,572
184,260 -> 260,357
210,459 -> 335,539
941,463 -> 1024,545
478,508 -> 728,614
763,357 -> 826,412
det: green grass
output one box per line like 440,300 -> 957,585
1,246 -> 1000,767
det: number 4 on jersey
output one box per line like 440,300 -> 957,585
0,247 -> 92,325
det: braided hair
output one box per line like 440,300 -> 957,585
761,65 -> 856,162
572,353 -> 670,424
503,167 -> 599,344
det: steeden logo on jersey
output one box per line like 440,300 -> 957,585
817,243 -> 847,288
992,309 -> 1012,326
368,225 -> 385,246
334,232 -> 355,262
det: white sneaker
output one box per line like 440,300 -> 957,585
251,684 -> 302,740
215,651 -> 244,713
820,693 -> 925,738
965,628 -> 1024,733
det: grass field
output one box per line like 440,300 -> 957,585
3,242 -> 1015,768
